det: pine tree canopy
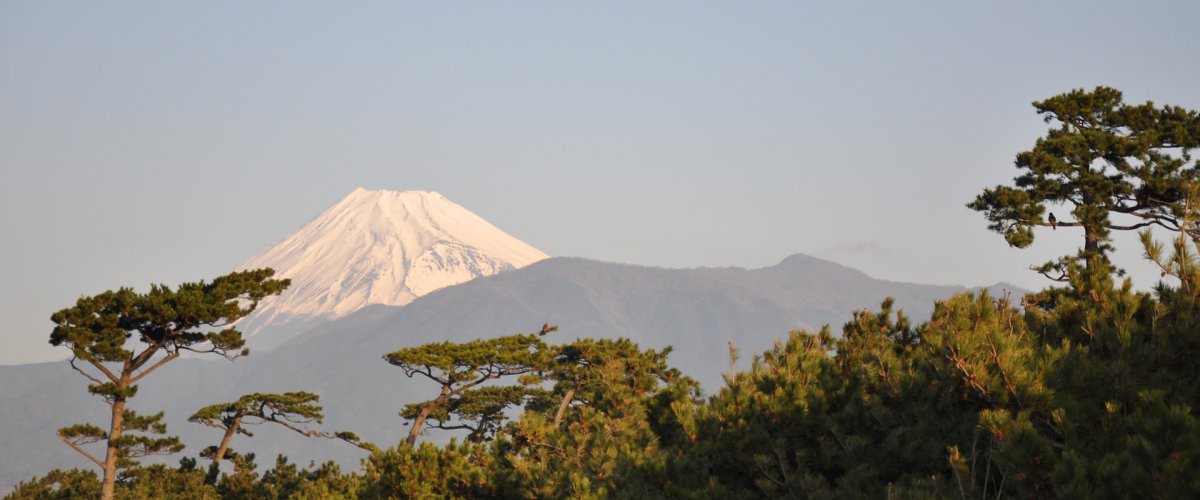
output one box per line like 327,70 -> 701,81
969,86 -> 1200,283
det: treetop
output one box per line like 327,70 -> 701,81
49,269 -> 289,363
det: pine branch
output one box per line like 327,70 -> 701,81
69,355 -> 108,386
58,434 -> 104,467
79,356 -> 120,385
127,344 -> 162,373
129,351 -> 179,384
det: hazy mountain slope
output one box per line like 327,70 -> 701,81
0,255 -> 1022,492
203,255 -> 1020,472
254,255 -> 1003,394
0,359 -> 237,492
235,188 -> 548,350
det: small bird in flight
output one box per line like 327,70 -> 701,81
539,322 -> 555,336
1048,213 -> 1057,230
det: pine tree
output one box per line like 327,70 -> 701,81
969,86 -> 1200,290
384,333 -> 549,445
48,269 -> 288,500
497,338 -> 703,498
189,391 -> 363,468
398,385 -> 545,443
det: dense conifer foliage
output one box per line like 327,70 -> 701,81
10,87 -> 1200,498
969,86 -> 1200,286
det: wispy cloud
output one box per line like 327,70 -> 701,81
821,240 -> 887,255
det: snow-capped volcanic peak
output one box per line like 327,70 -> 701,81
236,188 -> 548,335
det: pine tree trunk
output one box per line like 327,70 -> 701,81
1082,226 -> 1106,287
101,383 -> 128,500
553,388 -> 576,427
212,415 -> 243,465
406,386 -> 451,446
1085,228 -> 1100,261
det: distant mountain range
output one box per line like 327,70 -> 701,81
0,189 -> 1023,492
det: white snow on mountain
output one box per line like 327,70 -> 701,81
235,188 -> 548,338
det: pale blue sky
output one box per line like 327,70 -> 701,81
3,1 -> 1199,363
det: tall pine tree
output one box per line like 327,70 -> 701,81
49,269 -> 287,500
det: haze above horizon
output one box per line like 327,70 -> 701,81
3,1 -> 1199,364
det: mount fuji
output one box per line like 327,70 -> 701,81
234,188 -> 548,350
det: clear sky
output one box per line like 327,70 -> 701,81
3,1 -> 1199,364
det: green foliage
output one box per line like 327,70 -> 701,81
211,450 -> 259,495
19,281 -> 1200,498
234,455 -> 362,499
50,269 -> 289,365
5,464 -> 219,500
112,410 -> 185,469
191,392 -> 326,437
385,334 -> 548,380
541,338 -> 685,419
5,469 -> 100,500
969,86 -> 1200,284
200,451 -> 353,498
387,333 -> 549,445
57,409 -> 184,473
361,441 -> 496,499
401,385 -> 546,443
118,463 -> 218,499
189,390 -> 367,477
57,423 -> 107,445
496,339 -> 704,498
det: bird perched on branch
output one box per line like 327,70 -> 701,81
1048,212 -> 1057,230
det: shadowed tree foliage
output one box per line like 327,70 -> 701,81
385,333 -> 549,445
116,462 -> 219,500
5,469 -> 101,500
6,460 -> 219,500
48,269 -> 288,500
